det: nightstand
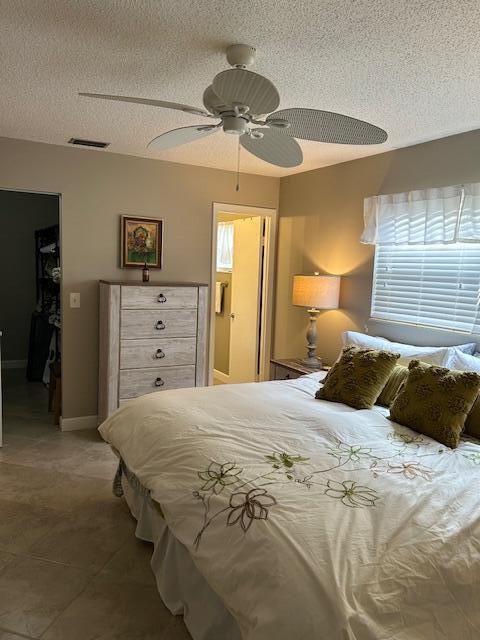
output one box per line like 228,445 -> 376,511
270,358 -> 330,381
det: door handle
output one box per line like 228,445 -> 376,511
229,313 -> 235,320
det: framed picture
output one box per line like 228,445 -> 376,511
120,215 -> 163,269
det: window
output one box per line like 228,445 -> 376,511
216,222 -> 234,272
363,183 -> 480,333
371,243 -> 480,333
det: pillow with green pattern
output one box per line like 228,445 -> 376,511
316,345 -> 400,410
465,398 -> 480,440
389,360 -> 480,448
441,349 -> 480,440
376,364 -> 409,407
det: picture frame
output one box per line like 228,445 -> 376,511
120,215 -> 163,269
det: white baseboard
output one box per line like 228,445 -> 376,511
60,414 -> 98,431
1,359 -> 27,370
213,368 -> 230,383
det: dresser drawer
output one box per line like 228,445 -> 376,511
120,337 -> 196,369
121,286 -> 198,309
121,309 -> 197,339
119,365 -> 196,399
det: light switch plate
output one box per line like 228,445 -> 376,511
70,292 -> 81,308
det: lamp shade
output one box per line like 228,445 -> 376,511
292,274 -> 340,309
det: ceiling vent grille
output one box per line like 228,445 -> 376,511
68,138 -> 110,148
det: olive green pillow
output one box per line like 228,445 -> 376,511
377,364 -> 409,407
464,397 -> 480,440
316,345 -> 400,410
389,360 -> 480,448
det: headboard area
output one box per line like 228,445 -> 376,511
366,318 -> 479,352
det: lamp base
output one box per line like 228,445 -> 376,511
303,308 -> 322,369
301,355 -> 323,370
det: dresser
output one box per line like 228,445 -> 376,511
98,281 -> 208,423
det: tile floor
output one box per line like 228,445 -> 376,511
0,369 -> 190,640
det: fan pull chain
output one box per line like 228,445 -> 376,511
236,137 -> 241,192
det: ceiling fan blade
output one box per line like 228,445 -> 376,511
212,69 -> 280,116
203,85 -> 230,115
79,93 -> 212,117
240,129 -> 303,168
148,125 -> 218,151
267,108 -> 388,145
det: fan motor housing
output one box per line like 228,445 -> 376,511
226,44 -> 256,68
222,116 -> 248,135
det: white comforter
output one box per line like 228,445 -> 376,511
99,374 -> 480,640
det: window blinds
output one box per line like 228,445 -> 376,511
371,243 -> 480,333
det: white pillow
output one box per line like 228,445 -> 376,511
342,331 -> 390,351
303,370 -> 329,383
342,331 -> 477,366
442,348 -> 480,373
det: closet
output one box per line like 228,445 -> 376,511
26,224 -> 61,420
0,189 -> 61,434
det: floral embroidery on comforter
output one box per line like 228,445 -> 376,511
99,374 -> 480,640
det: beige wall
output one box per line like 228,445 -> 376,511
4,126 -> 480,416
0,136 -> 279,419
274,129 -> 480,365
0,190 -> 59,360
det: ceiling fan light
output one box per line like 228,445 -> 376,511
222,116 -> 248,136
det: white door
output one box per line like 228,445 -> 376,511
228,217 -> 263,383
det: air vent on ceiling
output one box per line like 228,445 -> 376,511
68,138 -> 110,148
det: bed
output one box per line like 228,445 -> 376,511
99,372 -> 480,640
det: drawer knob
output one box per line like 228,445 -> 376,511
155,377 -> 165,387
154,348 -> 165,359
157,294 -> 167,303
155,320 -> 165,330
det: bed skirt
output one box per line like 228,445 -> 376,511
121,471 -> 242,640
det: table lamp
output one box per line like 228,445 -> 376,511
292,273 -> 340,369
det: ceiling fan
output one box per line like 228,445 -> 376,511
80,43 -> 387,170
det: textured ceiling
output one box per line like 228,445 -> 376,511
1,0 -> 480,177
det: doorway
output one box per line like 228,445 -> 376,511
0,189 -> 61,445
210,203 -> 277,385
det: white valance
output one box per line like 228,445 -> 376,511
361,182 -> 480,245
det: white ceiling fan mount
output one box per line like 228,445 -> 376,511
225,43 -> 257,69
80,44 -> 388,169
